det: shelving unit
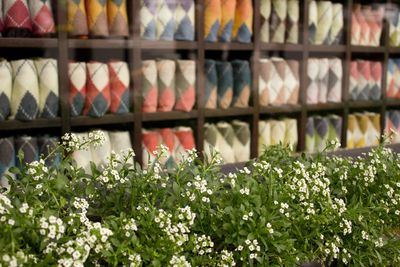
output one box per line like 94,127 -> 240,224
1,0 -> 399,166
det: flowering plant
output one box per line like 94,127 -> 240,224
1,133 -> 400,266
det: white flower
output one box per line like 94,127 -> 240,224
8,219 -> 14,226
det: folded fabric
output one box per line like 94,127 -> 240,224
315,1 -> 333,45
175,0 -> 195,41
305,117 -> 315,153
0,1 -> 3,36
38,136 -> 60,167
142,60 -> 158,112
327,58 -> 342,103
140,0 -> 158,40
283,118 -> 298,149
386,111 -> 400,144
29,0 -> 55,35
357,60 -> 371,101
107,0 -> 129,37
157,59 -> 176,112
0,137 -> 15,185
10,59 -> 39,121
0,60 -> 12,121
354,113 -> 367,148
327,114 -> 342,146
3,0 -> 32,36
231,120 -> 250,162
308,0 -> 317,44
69,62 -> 87,116
270,0 -> 286,43
258,120 -> 271,156
83,62 -> 111,117
218,0 -> 235,42
269,58 -> 286,105
108,131 -> 133,164
15,136 -> 39,168
86,0 -> 109,37
72,133 -> 93,174
204,0 -> 221,42
204,123 -> 220,161
284,60 -> 299,105
355,4 -> 369,46
174,126 -> 195,162
260,0 -> 271,43
232,0 -> 253,43
286,0 -> 299,44
231,60 -> 251,108
157,0 -> 177,40
270,119 -> 285,145
67,0 -> 88,36
349,61 -> 359,101
34,58 -> 59,118
108,61 -> 130,114
142,129 -> 161,169
318,58 -> 329,104
394,59 -> 400,99
314,116 -> 329,152
90,130 -> 111,167
216,122 -> 236,163
351,5 -> 361,45
366,112 -> 380,146
204,59 -> 218,109
307,58 -> 319,104
362,6 -> 374,46
370,62 -> 382,101
329,4 -> 343,45
216,61 -> 233,109
347,114 -> 357,149
175,60 -> 196,112
259,59 -> 272,106
158,128 -> 177,168
388,4 -> 400,47
369,5 -> 385,47
387,59 -> 396,99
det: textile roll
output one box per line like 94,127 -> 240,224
108,131 -> 133,164
83,62 -> 111,117
355,4 -> 369,46
3,0 -> 32,36
107,0 -> 129,37
258,120 -> 271,155
15,136 -> 39,168
157,59 -> 176,112
357,60 -> 371,101
142,129 -> 161,169
315,1 -> 332,45
175,0 -> 195,41
369,5 -> 385,47
174,126 -> 195,162
140,0 -> 158,40
270,119 -> 286,146
347,114 -> 357,149
259,59 -> 272,106
351,5 -> 361,45
308,0 -> 317,44
157,0 -> 177,40
108,61 -> 130,114
269,58 -> 286,105
260,0 -> 271,43
28,0 -> 56,35
367,113 -> 381,146
72,133 -> 93,174
318,58 -> 329,104
305,117 -> 315,153
307,58 -> 319,104
38,136 -> 60,167
67,0 -> 88,36
388,5 -> 400,47
204,59 -> 218,109
327,114 -> 342,146
216,122 -> 236,164
142,60 -> 158,112
349,61 -> 359,101
232,0 -> 253,43
10,59 -> 39,121
329,4 -> 343,45
204,123 -> 220,161
204,0 -> 221,42
216,61 -> 233,109
270,0 -> 286,44
369,62 -> 382,101
85,0 -> 109,37
232,120 -> 250,162
327,58 -> 342,103
314,116 -> 329,152
0,60 -> 12,121
69,62 -> 87,117
0,137 -> 15,184
158,128 -> 177,168
34,58 -> 59,119
286,0 -> 299,44
355,113 -> 367,148
175,60 -> 196,112
218,0 -> 236,42
284,60 -> 299,105
283,118 -> 298,149
231,60 -> 251,108
91,130 -> 111,167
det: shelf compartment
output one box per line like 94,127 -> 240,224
0,38 -> 57,48
140,40 -> 197,50
0,118 -> 61,131
71,113 -> 134,127
204,42 -> 254,51
259,104 -> 302,114
260,43 -> 304,52
68,38 -> 132,49
205,107 -> 254,118
142,110 -> 198,122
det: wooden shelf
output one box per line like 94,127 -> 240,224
387,99 -> 400,107
204,107 -> 254,118
348,101 -> 383,109
142,111 -> 198,122
388,47 -> 400,54
0,118 -> 61,131
306,103 -> 345,112
70,113 -> 134,127
140,40 -> 197,50
204,42 -> 254,51
259,104 -> 302,114
68,38 -> 132,49
351,46 -> 385,53
309,45 -> 346,53
260,43 -> 304,52
0,37 -> 57,48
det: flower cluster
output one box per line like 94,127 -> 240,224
169,255 -> 191,267
61,131 -> 105,153
155,209 -> 190,247
192,234 -> 214,255
123,218 -> 138,238
39,216 -> 65,240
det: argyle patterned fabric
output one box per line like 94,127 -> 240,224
107,0 -> 129,37
327,58 -> 342,103
270,0 -> 286,43
354,113 -> 367,148
386,111 -> 400,144
305,117 -> 315,153
259,59 -> 272,106
142,129 -> 161,169
351,5 -> 361,45
108,131 -> 133,164
69,62 -> 87,116
175,0 -> 195,41
157,59 -> 176,112
388,4 -> 400,47
204,59 -> 218,109
327,114 -> 342,148
3,0 -> 32,33
349,61 -> 359,101
366,112 -> 380,146
308,0 -> 317,44
283,118 -> 298,149
157,0 -> 177,40
394,59 -> 400,99
175,60 -> 196,112
260,0 -> 271,43
174,126 -> 195,163
203,123 -> 220,161
231,120 -> 250,162
347,114 -> 357,149
307,58 -> 319,104
387,59 -> 400,99
270,119 -> 285,145
0,137 -> 15,183
29,0 -> 56,35
83,62 -> 111,117
284,60 -> 299,105
90,130 -> 111,167
370,61 -> 382,101
357,60 -> 371,101
216,122 -> 236,163
142,60 -> 158,112
204,0 -> 221,42
218,0 -> 235,42
318,58 -> 329,104
38,136 -> 60,167
71,133 -> 93,174
10,59 -> 39,121
314,116 -> 329,152
269,58 -> 286,105
286,0 -> 299,44
67,0 -> 88,36
108,61 -> 130,114
15,136 -> 39,168
216,61 -> 233,109
86,0 -> 109,37
329,4 -> 343,45
231,60 -> 251,108
315,1 -> 332,45
0,0 -> 4,36
355,4 -> 369,46
141,0 -> 158,40
34,58 -> 59,119
369,5 -> 385,47
258,120 -> 271,155
0,60 -> 12,121
158,128 -> 177,168
232,0 -> 253,43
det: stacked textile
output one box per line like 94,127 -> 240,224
142,59 -> 196,112
258,117 -> 298,155
307,58 -> 343,104
349,60 -> 382,101
305,114 -> 342,153
142,126 -> 196,169
69,60 -> 130,117
351,4 -> 384,46
308,1 -> 344,45
347,112 -> 381,149
388,4 -> 400,47
0,58 -> 59,121
387,59 -> 400,99
385,110 -> 400,144
204,120 -> 250,163
68,0 -> 129,37
204,0 -> 253,43
261,0 -> 299,44
0,0 -> 56,37
141,0 -> 195,41
259,58 -> 299,106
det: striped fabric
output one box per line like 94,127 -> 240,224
204,59 -> 218,109
157,0 -> 177,40
175,60 -> 196,112
370,62 -> 382,101
69,62 -> 87,116
308,0 -> 317,44
305,117 -> 315,153
216,122 -> 236,163
327,58 -> 342,103
218,0 -> 236,42
10,59 -> 39,121
85,0 -> 109,37
232,0 -> 253,43
286,0 -> 299,44
38,136 -> 60,167
349,61 -> 359,101
34,58 -> 59,119
315,1 -> 332,45
216,61 -> 233,109
3,0 -> 32,35
0,60 -> 12,121
67,0 -> 88,36
140,0 -> 158,40
283,118 -> 298,149
258,120 -> 271,155
15,136 -> 39,168
90,130 -> 111,167
0,137 -> 15,188
260,0 -> 271,43
175,0 -> 195,41
158,128 -> 177,168
107,0 -> 129,37
72,133 -> 93,174
28,0 -> 56,35
109,131 -> 133,164
314,116 -> 329,152
157,59 -> 176,112
318,58 -> 329,104
270,0 -> 286,44
232,120 -> 250,162
142,129 -> 161,169
174,126 -> 196,163
307,58 -> 319,104
204,0 -> 221,42
329,4 -> 343,45
142,60 -> 158,112
284,60 -> 299,104
108,61 -> 130,114
270,119 -> 285,145
231,60 -> 251,108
